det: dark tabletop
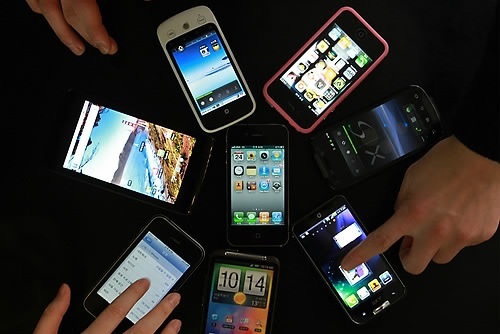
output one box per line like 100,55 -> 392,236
5,0 -> 499,333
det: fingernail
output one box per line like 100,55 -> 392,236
166,292 -> 181,306
95,41 -> 109,55
171,319 -> 182,333
69,44 -> 84,56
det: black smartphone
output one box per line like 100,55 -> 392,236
292,195 -> 406,325
83,215 -> 205,331
200,249 -> 280,334
263,6 -> 389,133
226,124 -> 289,247
49,89 -> 214,214
311,85 -> 441,190
157,5 -> 256,133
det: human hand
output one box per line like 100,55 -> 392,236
341,135 -> 500,275
33,279 -> 182,333
26,0 -> 118,56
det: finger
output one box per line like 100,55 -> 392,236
127,293 -> 181,334
398,218 -> 451,274
33,283 -> 71,334
340,208 -> 411,271
159,319 -> 182,334
84,278 -> 150,334
65,0 -> 118,54
34,0 -> 86,55
431,243 -> 463,265
26,0 -> 42,13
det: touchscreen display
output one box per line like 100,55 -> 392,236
230,145 -> 286,226
279,23 -> 373,117
97,231 -> 190,323
169,24 -> 247,116
318,93 -> 436,177
62,100 -> 197,204
296,204 -> 397,310
203,261 -> 276,333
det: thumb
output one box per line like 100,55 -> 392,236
33,283 -> 71,334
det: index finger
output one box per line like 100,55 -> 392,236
83,278 -> 150,334
340,208 -> 410,270
65,0 -> 117,54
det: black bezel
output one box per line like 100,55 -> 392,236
265,8 -> 387,130
225,124 -> 290,247
49,89 -> 214,214
200,249 -> 280,334
311,85 -> 442,190
83,215 -> 205,331
165,22 -> 255,132
292,195 -> 406,325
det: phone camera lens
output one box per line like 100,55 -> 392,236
356,28 -> 367,39
183,22 -> 190,30
316,212 -> 322,218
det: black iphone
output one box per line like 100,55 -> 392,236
200,249 -> 280,334
83,215 -> 205,332
311,85 -> 441,189
292,195 -> 406,325
49,89 -> 214,214
226,124 -> 289,247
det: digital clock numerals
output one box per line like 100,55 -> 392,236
218,266 -> 267,296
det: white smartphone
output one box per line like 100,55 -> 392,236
157,5 -> 256,133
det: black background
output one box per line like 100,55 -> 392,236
5,0 -> 499,333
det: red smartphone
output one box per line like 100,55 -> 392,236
263,6 -> 389,134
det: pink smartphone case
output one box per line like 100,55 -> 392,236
262,6 -> 389,134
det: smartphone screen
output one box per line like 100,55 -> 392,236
52,91 -> 214,214
84,215 -> 205,330
96,230 -> 191,323
292,196 -> 406,324
168,24 -> 247,117
201,251 -> 279,334
226,124 -> 289,246
311,85 -> 441,189
263,7 -> 388,133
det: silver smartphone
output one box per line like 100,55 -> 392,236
157,6 -> 256,133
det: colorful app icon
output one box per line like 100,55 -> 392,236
272,181 -> 281,191
333,77 -> 346,90
327,49 -> 338,61
233,151 -> 244,161
234,165 -> 244,176
345,294 -> 359,308
334,58 -> 347,71
234,181 -> 244,191
259,151 -> 269,160
259,211 -> 270,223
356,286 -> 370,300
379,271 -> 392,285
368,279 -> 381,292
339,263 -> 371,285
246,166 -> 257,176
259,166 -> 270,176
200,44 -> 210,57
246,212 -> 257,223
272,166 -> 282,176
225,315 -> 234,324
317,39 -> 330,53
211,39 -> 220,51
271,211 -> 282,223
211,313 -> 219,320
246,150 -> 256,161
271,150 -> 283,161
233,212 -> 244,223
328,27 -> 341,41
343,66 -> 357,80
337,36 -> 351,49
259,180 -> 269,191
355,53 -> 370,68
246,181 -> 257,190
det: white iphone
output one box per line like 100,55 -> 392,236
157,6 -> 256,133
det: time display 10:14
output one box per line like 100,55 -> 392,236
211,264 -> 272,309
